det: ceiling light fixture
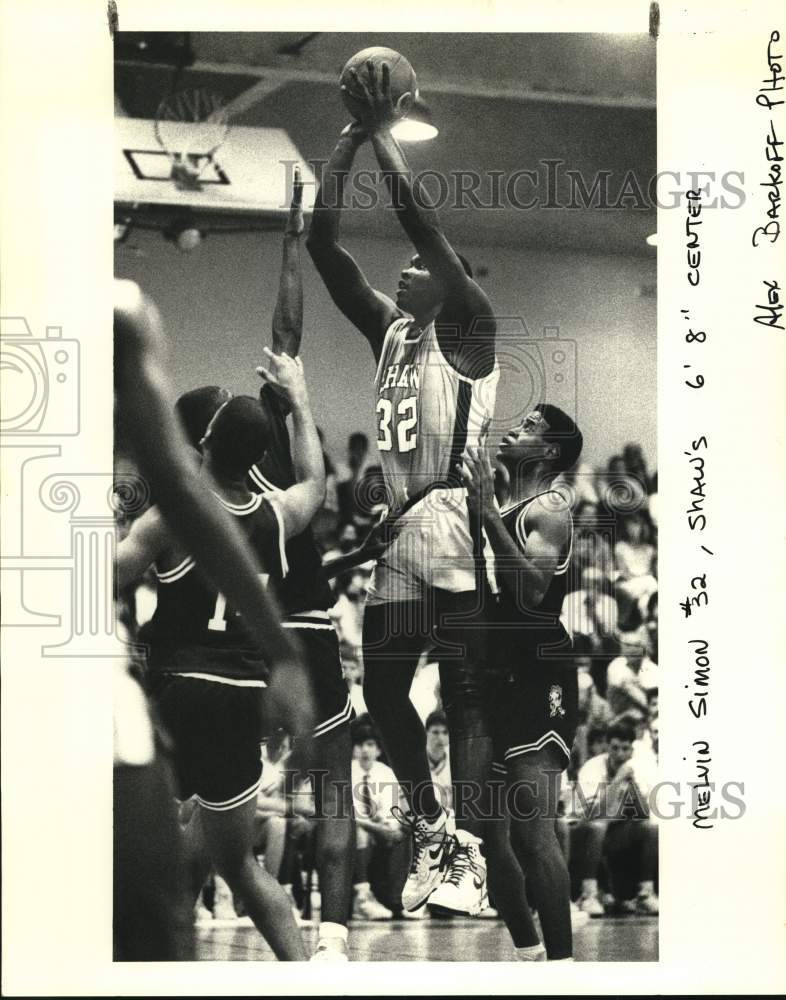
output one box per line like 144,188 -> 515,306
391,96 -> 439,142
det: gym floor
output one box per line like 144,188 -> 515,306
196,914 -> 658,962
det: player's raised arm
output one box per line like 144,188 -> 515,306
116,506 -> 167,589
463,447 -> 569,609
271,166 -> 304,357
255,348 -> 326,538
113,280 -> 299,671
306,124 -> 399,360
353,62 -> 496,358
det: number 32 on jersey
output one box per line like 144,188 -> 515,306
376,395 -> 417,453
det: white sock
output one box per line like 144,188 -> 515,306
318,921 -> 348,942
354,882 -> 371,896
515,944 -> 546,961
549,957 -> 574,962
638,881 -> 655,897
581,878 -> 599,897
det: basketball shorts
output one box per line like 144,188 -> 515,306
490,650 -> 578,771
284,617 -> 353,738
365,488 -> 478,603
149,674 -> 267,811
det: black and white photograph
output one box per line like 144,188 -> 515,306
112,30 -> 658,964
1,1 -> 784,995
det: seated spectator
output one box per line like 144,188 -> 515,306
614,512 -> 658,608
561,568 -> 620,697
562,567 -> 619,641
622,442 -> 651,493
350,718 -> 409,920
597,455 -> 648,527
571,504 -> 616,586
337,432 -> 372,525
606,635 -> 658,719
632,715 -> 658,795
352,464 -> 389,531
570,720 -> 659,917
648,471 -> 658,528
343,659 -> 368,718
570,672 -> 613,776
644,590 -> 658,663
587,724 -> 609,760
330,564 -> 372,676
562,569 -> 621,695
425,711 -> 452,812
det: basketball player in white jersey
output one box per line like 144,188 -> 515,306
308,60 -> 498,914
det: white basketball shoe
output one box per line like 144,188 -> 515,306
428,829 -> 488,916
395,807 -> 456,912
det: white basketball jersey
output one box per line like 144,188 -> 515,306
373,317 -> 499,510
367,317 -> 499,601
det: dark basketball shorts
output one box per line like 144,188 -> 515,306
149,673 -> 267,811
362,588 -> 493,741
284,620 -> 353,738
490,650 -> 579,773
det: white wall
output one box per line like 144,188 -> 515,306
115,229 -> 656,472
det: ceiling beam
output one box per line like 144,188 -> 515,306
115,59 -> 655,111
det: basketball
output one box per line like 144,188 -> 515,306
340,47 -> 417,121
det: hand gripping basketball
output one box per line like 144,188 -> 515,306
342,59 -> 413,132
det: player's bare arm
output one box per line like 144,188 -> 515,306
463,446 -> 569,608
115,506 -> 167,589
353,61 -> 496,373
322,509 -> 403,579
255,348 -> 326,538
306,123 -> 398,359
271,166 -> 305,358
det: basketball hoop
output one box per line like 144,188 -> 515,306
154,88 -> 231,191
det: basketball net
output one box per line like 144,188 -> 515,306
154,89 -> 231,192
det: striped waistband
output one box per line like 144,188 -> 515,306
176,672 -> 267,688
282,610 -> 334,630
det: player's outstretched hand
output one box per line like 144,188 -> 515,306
285,165 -> 304,237
361,508 -> 402,560
342,60 -> 412,132
462,445 -> 497,518
256,348 -> 308,408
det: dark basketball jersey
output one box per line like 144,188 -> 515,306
146,491 -> 287,682
490,490 -> 573,659
247,385 -> 333,619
